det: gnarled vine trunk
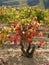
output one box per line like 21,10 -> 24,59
20,43 -> 36,58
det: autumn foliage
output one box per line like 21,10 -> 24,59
0,6 -> 47,47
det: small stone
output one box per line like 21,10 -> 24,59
14,63 -> 16,65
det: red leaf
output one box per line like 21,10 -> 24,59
39,40 -> 46,47
17,35 -> 21,41
27,38 -> 32,43
14,38 -> 17,45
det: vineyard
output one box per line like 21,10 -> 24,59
0,6 -> 49,65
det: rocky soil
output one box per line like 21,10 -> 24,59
0,47 -> 49,65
